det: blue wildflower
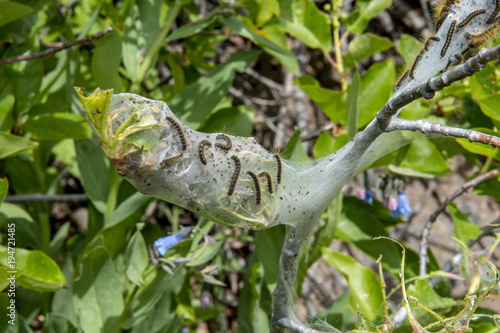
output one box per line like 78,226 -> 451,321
364,189 -> 373,204
154,233 -> 184,256
390,191 -> 412,218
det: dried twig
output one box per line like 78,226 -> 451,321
3,193 -> 88,203
0,28 -> 113,65
419,169 -> 499,276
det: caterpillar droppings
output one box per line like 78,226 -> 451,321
227,155 -> 241,196
247,171 -> 261,205
198,140 -> 212,165
215,134 -> 232,151
441,20 -> 457,58
166,116 -> 187,151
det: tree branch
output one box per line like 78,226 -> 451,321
386,118 -> 500,147
419,169 -> 499,276
0,28 -> 113,65
3,193 -> 88,203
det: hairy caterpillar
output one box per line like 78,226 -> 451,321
466,22 -> 500,48
161,154 -> 183,167
215,134 -> 232,151
423,36 -> 441,51
457,9 -> 487,28
247,171 -> 261,205
487,0 -> 500,23
410,52 -> 423,79
273,154 -> 282,184
441,20 -> 457,57
228,155 -> 241,196
166,116 -> 187,151
198,140 -> 212,165
259,172 -> 274,194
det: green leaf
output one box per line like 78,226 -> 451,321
123,1 -> 162,80
73,247 -> 124,333
25,113 -> 91,140
346,0 -> 392,34
258,20 -> 299,74
396,136 -> 450,177
294,75 -> 347,124
170,50 -> 260,129
91,29 -> 123,92
249,262 -> 270,331
0,1 -> 36,27
473,175 -> 500,201
125,228 -> 149,286
255,224 -> 286,288
0,202 -> 42,250
0,178 -> 8,204
105,192 -> 152,228
396,34 -> 422,67
449,203 -> 481,245
470,63 -> 499,100
343,33 -> 393,68
313,132 -> 348,159
311,291 -> 356,332
478,94 -> 500,121
322,248 -> 383,321
123,267 -> 185,329
223,16 -> 293,57
457,128 -> 500,160
166,9 -> 222,42
187,240 -> 223,267
198,105 -> 254,137
10,58 -> 43,116
358,60 -> 395,127
281,128 -> 309,161
0,246 -> 66,292
0,85 -> 14,131
75,137 -> 112,214
49,222 -> 70,258
347,69 -> 360,140
0,132 -> 38,159
407,280 -> 457,311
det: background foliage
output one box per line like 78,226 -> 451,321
0,0 -> 499,332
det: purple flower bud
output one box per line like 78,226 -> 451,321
154,233 -> 184,256
364,189 -> 373,204
388,195 -> 398,211
200,291 -> 211,308
356,187 -> 366,200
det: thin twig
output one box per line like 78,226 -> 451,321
3,193 -> 88,203
0,28 -> 113,65
419,169 -> 499,276
386,118 -> 500,148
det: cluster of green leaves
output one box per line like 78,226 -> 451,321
0,0 -> 499,332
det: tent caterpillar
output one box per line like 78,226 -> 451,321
161,154 -> 183,168
166,116 -> 187,151
215,134 -> 232,151
424,36 -> 441,51
410,52 -> 423,79
247,171 -> 261,205
396,70 -> 409,89
259,172 -> 274,194
465,22 -> 500,48
273,154 -> 282,184
198,140 -> 212,165
457,9 -> 487,28
487,0 -> 500,24
227,155 -> 241,196
441,20 -> 457,58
